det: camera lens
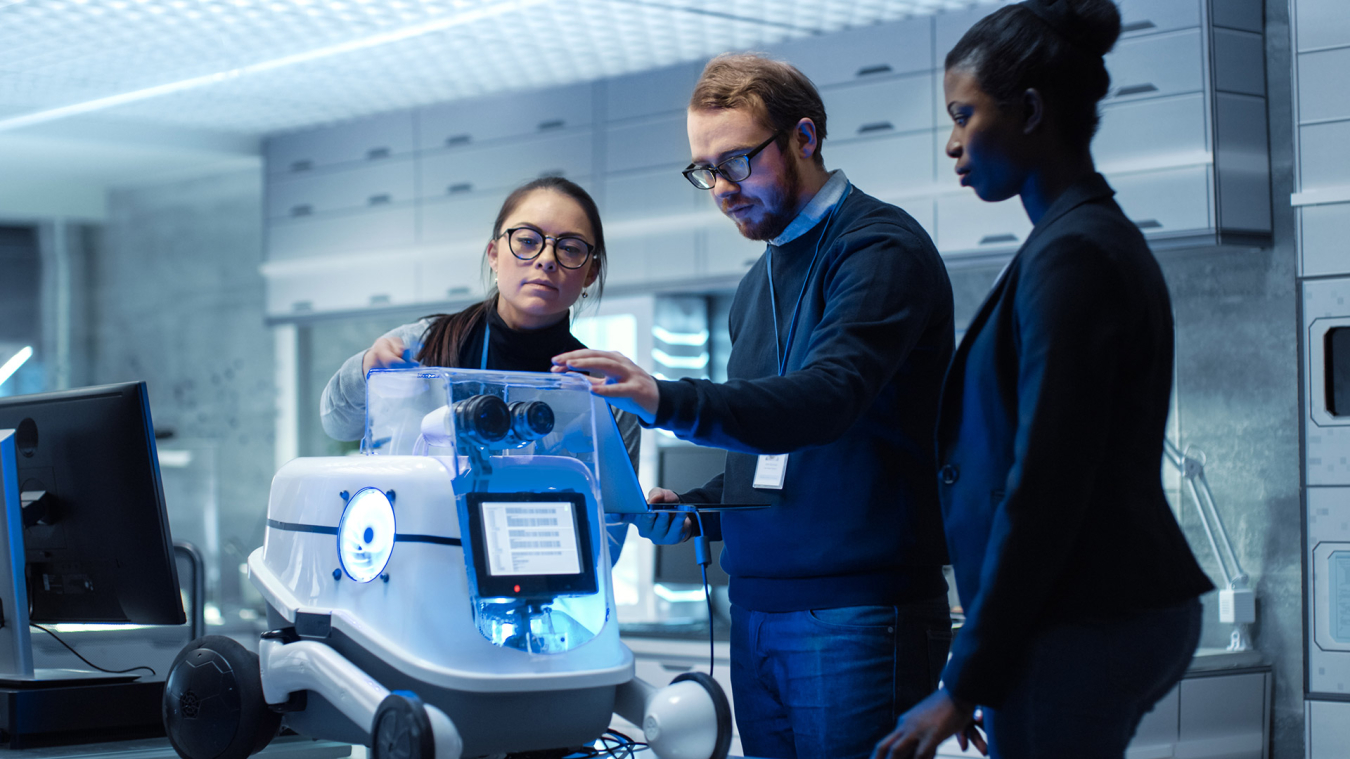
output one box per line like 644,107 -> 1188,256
508,400 -> 555,442
452,395 -> 510,445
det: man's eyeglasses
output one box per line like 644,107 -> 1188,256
682,132 -> 782,190
499,227 -> 595,269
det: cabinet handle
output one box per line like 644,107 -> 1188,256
445,134 -> 472,147
289,159 -> 313,173
291,300 -> 314,313
448,183 -> 473,195
1121,20 -> 1156,33
858,122 -> 895,135
538,119 -> 565,131
290,204 -> 313,218
660,663 -> 693,672
447,286 -> 470,297
857,64 -> 892,78
538,169 -> 565,178
979,233 -> 1018,246
367,147 -> 391,160
1114,83 -> 1158,98
368,194 -> 392,206
1134,219 -> 1162,229
369,294 -> 392,307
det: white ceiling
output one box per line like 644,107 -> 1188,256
0,0 -> 982,213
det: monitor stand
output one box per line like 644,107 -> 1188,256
0,430 -> 165,746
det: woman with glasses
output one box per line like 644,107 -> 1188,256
320,176 -> 641,478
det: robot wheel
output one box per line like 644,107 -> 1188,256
163,635 -> 283,759
670,672 -> 732,759
372,692 -> 436,759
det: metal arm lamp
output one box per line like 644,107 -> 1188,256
1163,439 -> 1256,652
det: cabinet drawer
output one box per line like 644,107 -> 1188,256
1117,0 -> 1201,38
603,168 -> 700,224
1301,120 -> 1350,191
1109,165 -> 1213,236
267,206 -> 417,260
1296,0 -> 1350,52
419,131 -> 593,198
419,191 -> 511,245
607,61 -> 704,122
267,159 -> 416,220
1299,48 -> 1350,125
825,72 -> 935,141
1300,202 -> 1350,278
1104,28 -> 1205,104
935,3 -> 1013,66
830,131 -> 935,199
1178,673 -> 1266,759
417,83 -> 593,150
935,191 -> 1032,254
605,230 -> 700,288
1096,94 -> 1210,171
265,255 -> 418,315
267,111 -> 415,175
785,18 -> 932,86
417,249 -> 487,303
605,113 -> 692,175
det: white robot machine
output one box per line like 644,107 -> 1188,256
162,368 -> 732,759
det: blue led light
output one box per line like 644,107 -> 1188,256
337,487 -> 396,583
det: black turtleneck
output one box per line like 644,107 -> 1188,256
448,305 -> 586,372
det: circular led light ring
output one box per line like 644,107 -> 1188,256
337,487 -> 396,583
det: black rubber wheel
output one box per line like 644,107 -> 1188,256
672,672 -> 732,759
371,692 -> 436,759
163,635 -> 283,759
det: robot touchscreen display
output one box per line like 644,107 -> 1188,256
465,491 -> 598,600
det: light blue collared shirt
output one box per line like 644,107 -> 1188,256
769,169 -> 851,246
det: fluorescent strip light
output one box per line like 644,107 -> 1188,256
0,346 -> 33,387
651,347 -> 709,370
652,324 -> 710,346
0,0 -> 546,133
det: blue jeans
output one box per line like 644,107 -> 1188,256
730,597 -> 952,759
984,597 -> 1203,759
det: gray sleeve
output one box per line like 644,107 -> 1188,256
613,408 -> 642,473
320,320 -> 433,442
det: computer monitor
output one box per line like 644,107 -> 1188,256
0,381 -> 183,625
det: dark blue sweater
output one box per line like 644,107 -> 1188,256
655,188 -> 954,612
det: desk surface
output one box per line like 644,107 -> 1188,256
0,736 -> 351,759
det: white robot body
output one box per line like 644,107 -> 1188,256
163,369 -> 731,759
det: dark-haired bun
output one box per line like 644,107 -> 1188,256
1028,0 -> 1122,58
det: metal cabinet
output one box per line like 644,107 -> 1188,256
824,72 -> 936,141
604,113 -> 691,176
417,82 -> 593,150
419,131 -> 594,198
267,206 -> 417,262
1299,202 -> 1350,278
267,111 -> 415,176
1294,0 -> 1350,52
1117,0 -> 1202,38
1109,166 -> 1213,240
786,19 -> 932,87
1104,28 -> 1206,104
1300,120 -> 1350,192
601,168 -> 702,288
1298,47 -> 1350,125
1306,699 -> 1350,759
1096,94 -> 1211,172
935,192 -> 1033,258
266,158 -> 416,221
262,251 -> 418,316
605,61 -> 703,123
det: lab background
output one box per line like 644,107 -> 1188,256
1,0 -> 1344,757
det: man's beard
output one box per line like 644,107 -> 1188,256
723,156 -> 801,242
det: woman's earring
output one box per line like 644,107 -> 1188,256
582,291 -> 588,299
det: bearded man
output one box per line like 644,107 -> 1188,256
553,53 -> 957,759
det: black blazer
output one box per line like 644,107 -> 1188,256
935,174 -> 1212,707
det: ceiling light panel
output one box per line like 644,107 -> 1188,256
0,0 -> 985,136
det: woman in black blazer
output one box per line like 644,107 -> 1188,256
874,2 -> 1213,758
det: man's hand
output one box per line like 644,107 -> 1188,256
871,690 -> 986,759
627,487 -> 693,545
551,349 -> 659,424
362,336 -> 418,375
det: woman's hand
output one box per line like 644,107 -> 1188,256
627,487 -> 693,545
361,336 -> 418,375
551,349 -> 659,423
871,690 -> 986,759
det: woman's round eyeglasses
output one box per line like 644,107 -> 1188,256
499,227 -> 595,270
682,132 -> 782,190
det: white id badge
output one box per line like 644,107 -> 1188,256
753,454 -> 789,490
